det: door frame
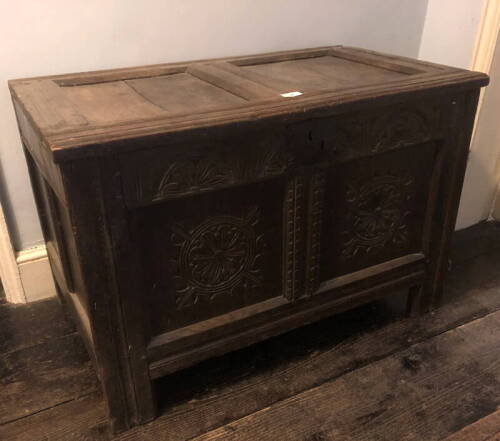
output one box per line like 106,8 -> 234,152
0,200 -> 26,303
470,0 -> 500,219
470,0 -> 500,139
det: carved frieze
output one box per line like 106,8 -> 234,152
328,105 -> 439,162
371,108 -> 434,153
152,144 -> 292,202
153,160 -> 232,201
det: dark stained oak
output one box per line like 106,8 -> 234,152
451,220 -> 500,266
189,313 -> 500,441
0,333 -> 99,425
442,410 -> 500,441
0,297 -> 74,354
1,239 -> 500,440
9,46 -> 489,432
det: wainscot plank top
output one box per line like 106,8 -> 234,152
8,46 -> 488,162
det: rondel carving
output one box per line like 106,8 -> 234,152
170,207 -> 264,309
341,172 -> 414,259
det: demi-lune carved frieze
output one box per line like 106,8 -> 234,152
170,207 -> 264,309
153,160 -> 232,201
152,144 -> 293,203
341,172 -> 415,260
371,108 -> 435,153
327,104 -> 440,162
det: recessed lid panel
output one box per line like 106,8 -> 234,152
239,55 -> 408,93
9,46 -> 488,160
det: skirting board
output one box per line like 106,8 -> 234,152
16,245 -> 56,302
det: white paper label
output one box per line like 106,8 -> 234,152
280,91 -> 303,98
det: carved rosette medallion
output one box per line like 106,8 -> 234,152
171,207 -> 264,309
341,173 -> 414,259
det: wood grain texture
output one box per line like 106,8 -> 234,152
59,159 -> 137,433
190,313 -> 500,441
63,81 -> 164,124
1,246 -> 499,440
46,68 -> 489,160
0,392 -> 108,441
9,46 -> 488,161
186,64 -> 278,100
421,90 -> 481,310
442,409 -> 500,441
0,332 -> 99,425
10,46 -> 488,432
0,298 -> 74,354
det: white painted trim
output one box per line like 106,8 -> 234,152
471,0 -> 500,73
0,200 -> 25,303
16,245 -> 56,302
471,0 -> 500,220
16,245 -> 49,264
470,0 -> 500,144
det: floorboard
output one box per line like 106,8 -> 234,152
1,223 -> 500,440
190,312 -> 500,441
0,297 -> 75,354
0,392 -> 107,441
1,242 -> 500,440
0,332 -> 100,425
451,221 -> 500,266
443,409 -> 500,441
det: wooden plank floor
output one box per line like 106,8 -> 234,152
1,222 -> 500,440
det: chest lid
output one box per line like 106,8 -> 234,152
9,46 -> 488,162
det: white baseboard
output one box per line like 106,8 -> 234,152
16,245 -> 56,302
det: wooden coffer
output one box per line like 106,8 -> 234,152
10,46 -> 488,432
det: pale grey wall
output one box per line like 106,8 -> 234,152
0,0 -> 429,250
419,0 -> 486,69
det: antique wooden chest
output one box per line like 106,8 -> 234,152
10,46 -> 488,432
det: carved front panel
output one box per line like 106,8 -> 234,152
170,207 -> 264,309
133,179 -> 286,333
122,100 -> 445,330
341,172 -> 414,260
321,142 -> 438,279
